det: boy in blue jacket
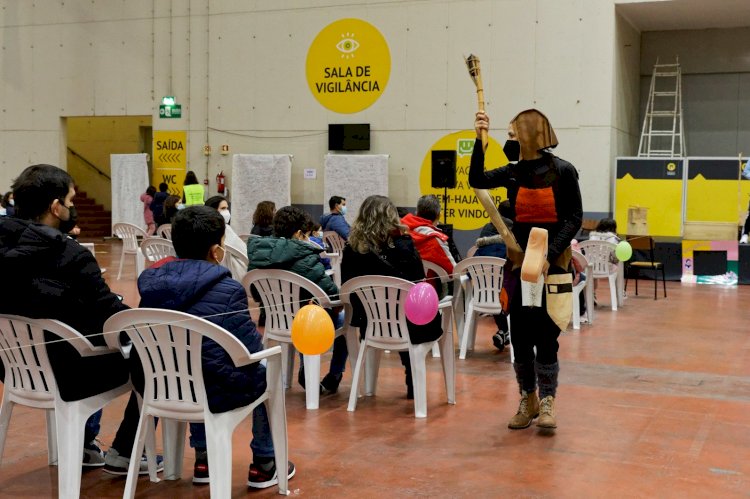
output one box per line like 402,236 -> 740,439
137,206 -> 294,488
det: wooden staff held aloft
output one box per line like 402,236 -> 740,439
464,54 -> 524,259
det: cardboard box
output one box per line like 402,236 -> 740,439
627,206 -> 649,236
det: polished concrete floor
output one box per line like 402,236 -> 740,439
0,239 -> 748,498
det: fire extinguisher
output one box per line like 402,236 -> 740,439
216,171 -> 226,194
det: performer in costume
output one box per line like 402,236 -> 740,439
470,109 -> 582,429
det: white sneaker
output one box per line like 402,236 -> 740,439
740,234 -> 748,244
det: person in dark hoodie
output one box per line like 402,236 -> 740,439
247,206 -> 346,394
138,205 -> 295,488
320,195 -> 350,240
0,164 -> 158,475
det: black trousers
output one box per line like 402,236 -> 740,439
508,269 -> 562,365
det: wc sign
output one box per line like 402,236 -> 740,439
152,131 -> 187,195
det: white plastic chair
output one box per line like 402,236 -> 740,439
241,269 -> 358,410
0,314 -> 131,499
222,243 -> 250,282
571,250 -> 594,329
422,261 -> 457,359
322,231 -> 346,288
156,224 -> 172,240
102,309 -> 288,498
578,240 -> 619,311
452,256 -> 506,360
140,237 -> 176,266
340,275 -> 456,419
113,222 -> 147,280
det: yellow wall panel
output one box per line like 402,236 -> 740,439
615,175 -> 683,237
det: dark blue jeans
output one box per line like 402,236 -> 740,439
188,363 -> 274,458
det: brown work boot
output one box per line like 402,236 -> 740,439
537,395 -> 557,428
508,390 -> 540,429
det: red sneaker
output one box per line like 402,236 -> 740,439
247,460 -> 295,489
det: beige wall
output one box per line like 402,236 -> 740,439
66,116 -> 152,211
0,0 -> 630,214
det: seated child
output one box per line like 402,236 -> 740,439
247,206 -> 346,394
137,205 -> 295,489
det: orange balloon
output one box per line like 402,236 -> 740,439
291,304 -> 335,355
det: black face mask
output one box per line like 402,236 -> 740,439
57,201 -> 78,234
503,140 -> 520,162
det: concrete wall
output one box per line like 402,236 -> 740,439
639,27 -> 750,157
0,0 -> 624,222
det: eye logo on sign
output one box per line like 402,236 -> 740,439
306,19 -> 391,114
336,33 -> 360,58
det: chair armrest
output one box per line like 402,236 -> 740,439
234,345 -> 283,367
38,318 -> 121,358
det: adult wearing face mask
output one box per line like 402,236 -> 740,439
0,164 -> 160,476
320,195 -> 349,240
470,109 -> 582,431
205,196 -> 243,252
205,195 -> 245,279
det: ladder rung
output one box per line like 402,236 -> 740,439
654,72 -> 679,77
648,131 -> 676,136
648,150 -> 677,154
653,91 -> 677,96
648,111 -> 677,116
654,63 -> 680,68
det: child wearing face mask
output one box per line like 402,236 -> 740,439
247,206 -> 346,394
304,219 -> 331,270
1,191 -> 15,217
137,205 -> 296,488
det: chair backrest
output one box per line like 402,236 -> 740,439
241,269 -> 334,342
571,250 -> 589,290
627,235 -> 654,255
113,222 -> 147,253
103,308 -> 253,419
453,256 -> 506,313
466,245 -> 478,258
323,231 -> 346,254
222,243 -> 250,281
0,315 -> 100,407
339,275 -> 413,350
422,260 -> 451,297
156,224 -> 172,240
140,238 -> 176,263
578,240 -> 617,277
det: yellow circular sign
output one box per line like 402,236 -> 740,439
419,131 -> 508,231
306,18 -> 390,114
667,162 -> 676,172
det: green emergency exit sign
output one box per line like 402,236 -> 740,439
159,96 -> 181,118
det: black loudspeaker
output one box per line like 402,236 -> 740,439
431,150 -> 457,188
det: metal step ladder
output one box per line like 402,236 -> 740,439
638,58 -> 686,157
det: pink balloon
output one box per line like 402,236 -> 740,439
404,282 -> 439,325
